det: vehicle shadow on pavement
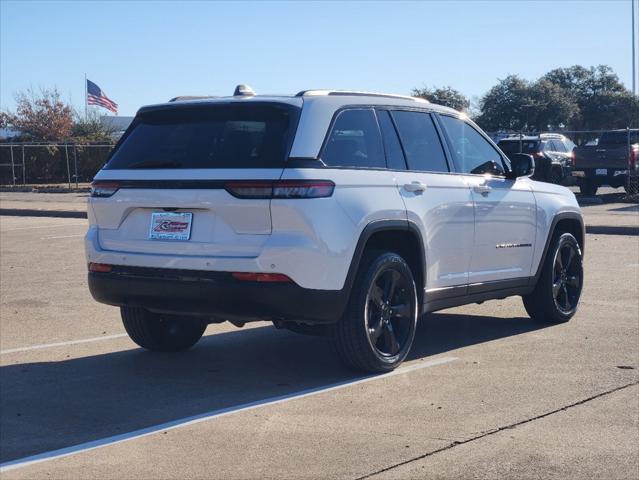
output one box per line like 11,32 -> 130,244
0,312 -> 545,463
410,312 -> 544,359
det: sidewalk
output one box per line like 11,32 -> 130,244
0,192 -> 88,218
0,191 -> 637,232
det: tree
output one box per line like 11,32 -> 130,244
411,86 -> 470,112
1,88 -> 73,141
526,79 -> 579,131
542,65 -> 636,129
474,75 -> 532,131
71,111 -> 115,142
475,65 -> 638,132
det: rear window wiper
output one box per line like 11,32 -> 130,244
126,160 -> 183,169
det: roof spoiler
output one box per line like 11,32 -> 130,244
168,96 -> 219,102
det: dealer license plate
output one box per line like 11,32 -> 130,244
149,212 -> 193,241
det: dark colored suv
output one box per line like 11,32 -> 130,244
498,134 -> 576,185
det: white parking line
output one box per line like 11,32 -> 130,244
0,334 -> 129,355
0,223 -> 86,232
40,234 -> 85,240
0,356 -> 458,472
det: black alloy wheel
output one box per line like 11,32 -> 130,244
523,232 -> 583,324
551,240 -> 582,315
365,268 -> 413,357
331,251 -> 418,372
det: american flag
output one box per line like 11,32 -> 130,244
87,79 -> 118,114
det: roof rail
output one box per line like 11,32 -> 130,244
168,96 -> 218,102
295,90 -> 428,103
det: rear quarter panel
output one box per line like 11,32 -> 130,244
269,168 -> 406,290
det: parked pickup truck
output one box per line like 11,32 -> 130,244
572,129 -> 639,195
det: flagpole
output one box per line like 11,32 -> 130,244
84,74 -> 88,120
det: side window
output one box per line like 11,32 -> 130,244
564,139 -> 576,152
376,110 -> 407,170
438,115 -> 505,176
390,111 -> 449,172
321,109 -> 385,169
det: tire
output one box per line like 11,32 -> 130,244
331,250 -> 418,373
523,232 -> 583,324
625,178 -> 639,195
579,181 -> 598,196
550,167 -> 563,185
121,306 -> 206,351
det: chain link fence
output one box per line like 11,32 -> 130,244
1,128 -> 636,192
0,143 -> 114,188
484,129 -> 610,145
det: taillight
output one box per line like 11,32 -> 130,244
231,272 -> 292,282
88,262 -> 113,273
224,180 -> 335,199
90,181 -> 120,197
568,151 -> 575,167
630,147 -> 638,171
273,180 -> 335,198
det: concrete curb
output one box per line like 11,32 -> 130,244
0,209 -> 87,219
586,225 -> 639,236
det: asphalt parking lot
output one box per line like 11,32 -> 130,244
0,196 -> 638,479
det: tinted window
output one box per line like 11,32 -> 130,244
438,115 -> 505,175
391,111 -> 448,172
377,110 -> 407,170
321,109 -> 385,168
106,104 -> 298,169
497,140 -> 539,155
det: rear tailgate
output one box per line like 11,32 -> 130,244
574,145 -> 628,170
89,100 -> 301,259
91,170 -> 281,258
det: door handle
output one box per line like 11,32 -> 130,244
404,181 -> 427,193
473,184 -> 492,195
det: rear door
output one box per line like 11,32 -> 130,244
437,114 -> 537,284
378,109 -> 474,292
90,101 -> 300,258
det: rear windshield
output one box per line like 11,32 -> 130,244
599,131 -> 639,145
497,140 -> 539,154
105,103 -> 300,169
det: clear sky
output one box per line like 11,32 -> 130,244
1,0 -> 637,116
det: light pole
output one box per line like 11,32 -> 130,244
633,0 -> 637,96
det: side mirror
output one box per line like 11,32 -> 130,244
506,153 -> 535,179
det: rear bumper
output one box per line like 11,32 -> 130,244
88,266 -> 348,324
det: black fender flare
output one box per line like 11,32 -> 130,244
341,219 -> 426,297
532,211 -> 585,283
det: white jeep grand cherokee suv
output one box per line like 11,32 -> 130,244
86,87 -> 584,372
